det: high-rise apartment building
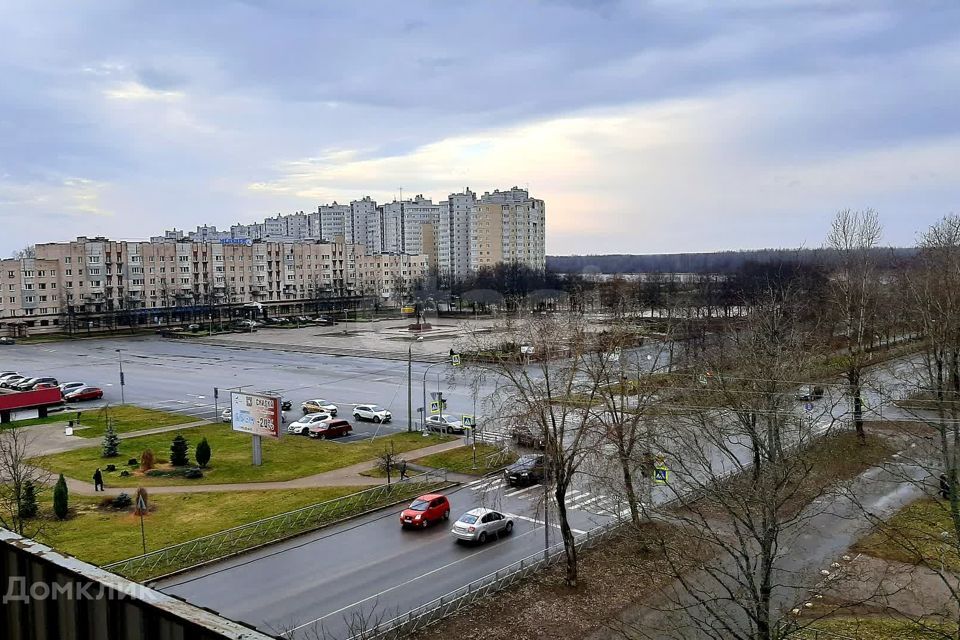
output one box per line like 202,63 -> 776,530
470,187 -> 546,273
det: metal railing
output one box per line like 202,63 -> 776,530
346,515 -> 625,640
104,469 -> 450,582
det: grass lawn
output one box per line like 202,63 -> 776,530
412,444 -> 517,475
854,497 -> 960,573
35,425 -> 455,487
798,616 -> 957,639
38,487 -> 364,566
4,404 -> 194,436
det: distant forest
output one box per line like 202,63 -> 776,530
546,247 -> 916,274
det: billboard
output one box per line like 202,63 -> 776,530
230,392 -> 281,439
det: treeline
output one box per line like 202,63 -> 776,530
547,247 -> 915,274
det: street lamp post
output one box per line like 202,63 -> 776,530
115,349 -> 125,404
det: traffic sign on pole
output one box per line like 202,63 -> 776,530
654,463 -> 669,485
451,354 -> 462,367
462,414 -> 475,427
430,400 -> 441,414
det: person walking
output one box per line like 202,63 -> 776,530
940,473 -> 951,500
93,468 -> 104,492
399,459 -> 408,480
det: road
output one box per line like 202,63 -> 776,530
0,336 -> 500,438
155,474 -> 625,639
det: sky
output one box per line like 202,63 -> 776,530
1,0 -> 958,257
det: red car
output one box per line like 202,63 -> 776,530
308,418 -> 353,439
64,386 -> 104,402
400,494 -> 451,529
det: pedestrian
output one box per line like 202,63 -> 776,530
399,459 -> 408,480
940,473 -> 951,500
93,468 -> 104,492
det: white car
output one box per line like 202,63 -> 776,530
287,412 -> 333,435
425,414 -> 466,434
221,408 -> 232,423
302,399 -> 338,415
59,381 -> 86,394
353,404 -> 392,423
450,508 -> 513,544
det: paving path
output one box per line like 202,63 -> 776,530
23,419 -> 210,457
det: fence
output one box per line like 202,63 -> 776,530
346,516 -> 625,640
104,469 -> 450,582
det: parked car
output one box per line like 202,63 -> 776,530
308,418 -> 353,439
353,404 -> 391,423
59,381 -> 86,395
287,412 -> 333,435
425,414 -> 466,434
221,408 -> 232,423
34,382 -> 59,390
512,427 -> 546,450
0,337 -> 14,345
312,316 -> 336,326
187,323 -> 201,331
450,508 -> 513,544
281,399 -> 292,411
14,376 -> 58,391
296,316 -> 310,323
400,494 -> 451,529
302,399 -> 338,415
504,454 -> 546,487
64,386 -> 103,402
0,374 -> 26,387
795,385 -> 825,402
0,372 -> 20,381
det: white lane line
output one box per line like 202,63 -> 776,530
503,484 -> 539,498
565,492 -> 591,508
564,489 -> 584,500
465,477 -> 488,488
288,523 -> 546,632
472,479 -> 503,493
480,481 -> 504,495
570,495 -> 603,510
505,512 -> 586,535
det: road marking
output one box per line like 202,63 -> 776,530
287,523 -> 546,632
465,477 -> 488,488
504,484 -> 539,498
472,479 -> 503,492
480,480 -> 504,495
565,492 -> 591,507
570,495 -> 603,509
505,512 -> 586,535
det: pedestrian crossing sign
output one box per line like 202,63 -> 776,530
654,465 -> 669,485
462,414 -> 475,427
430,400 -> 441,414
451,354 -> 462,366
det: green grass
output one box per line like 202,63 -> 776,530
798,616 -> 957,639
854,498 -> 960,573
35,425 -> 455,487
38,487 -> 364,567
73,405 -> 197,438
412,444 -> 517,475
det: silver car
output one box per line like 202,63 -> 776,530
353,404 -> 391,423
425,414 -> 466,434
450,508 -> 513,544
286,412 -> 332,435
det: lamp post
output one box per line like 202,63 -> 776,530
115,349 -> 125,404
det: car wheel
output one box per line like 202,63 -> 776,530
478,532 -> 487,544
374,416 -> 382,423
443,510 -> 449,521
301,428 -> 309,436
504,521 -> 514,535
317,434 -> 325,440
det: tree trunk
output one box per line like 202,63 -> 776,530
619,453 -> 642,527
849,368 -> 865,443
554,484 -> 579,587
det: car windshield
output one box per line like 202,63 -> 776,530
459,514 -> 479,524
370,406 -> 384,412
409,500 -> 430,511
519,455 -> 540,464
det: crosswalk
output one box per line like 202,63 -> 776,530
464,477 -> 632,519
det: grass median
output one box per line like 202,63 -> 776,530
797,616 -> 957,639
411,443 -> 517,475
5,404 -> 194,436
854,497 -> 960,573
35,425 -> 455,486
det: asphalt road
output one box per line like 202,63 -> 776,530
0,336 -> 501,437
156,475 -> 623,639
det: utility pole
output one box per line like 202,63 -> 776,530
407,344 -> 413,433
116,349 -> 125,404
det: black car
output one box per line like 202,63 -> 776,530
14,376 -> 59,391
512,427 -> 546,450
0,337 -> 14,345
504,454 -> 546,487
281,400 -> 292,411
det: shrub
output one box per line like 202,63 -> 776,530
184,467 -> 203,479
140,449 -> 156,472
98,496 -> 114,509
101,422 -> 120,458
105,464 -> 116,472
119,470 -> 130,477
170,434 -> 189,467
127,458 -> 138,466
18,481 -> 38,520
195,437 -> 211,468
53,474 -> 69,520
112,493 -> 132,509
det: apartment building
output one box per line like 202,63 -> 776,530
469,187 -> 546,273
437,188 -> 476,281
0,237 -> 428,336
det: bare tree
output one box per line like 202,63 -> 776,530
825,208 -> 884,443
0,426 -> 53,538
465,312 -> 602,586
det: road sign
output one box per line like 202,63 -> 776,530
430,400 -> 441,414
230,391 -> 281,439
401,306 -> 415,314
654,463 -> 669,485
520,345 -> 534,355
462,414 -> 475,427
804,402 -> 814,412
451,354 -> 462,367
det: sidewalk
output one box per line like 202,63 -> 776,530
56,436 -> 474,496
24,419 -> 210,457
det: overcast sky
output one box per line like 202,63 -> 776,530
1,1 -> 958,256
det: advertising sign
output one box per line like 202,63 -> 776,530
230,392 -> 281,439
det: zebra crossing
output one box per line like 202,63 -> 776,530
464,476 -> 631,519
